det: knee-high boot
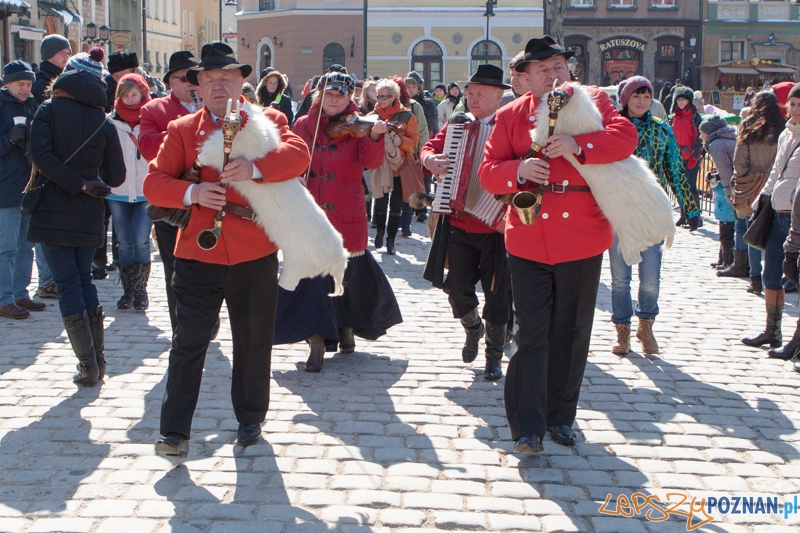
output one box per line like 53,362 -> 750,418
86,306 -> 106,380
374,210 -> 387,249
386,213 -> 401,255
769,317 -> 800,360
133,262 -> 151,311
742,288 -> 784,348
484,322 -> 505,381
64,311 -> 99,386
460,307 -> 485,363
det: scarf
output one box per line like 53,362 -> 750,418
114,98 -> 147,129
371,135 -> 403,197
375,99 -> 401,121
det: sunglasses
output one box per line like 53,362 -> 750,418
170,75 -> 188,83
376,94 -> 393,100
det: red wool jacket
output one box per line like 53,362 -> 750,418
479,88 -> 638,265
143,106 -> 310,266
139,92 -> 196,162
292,100 -> 385,252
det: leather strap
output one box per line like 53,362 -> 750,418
545,183 -> 591,193
222,202 -> 255,220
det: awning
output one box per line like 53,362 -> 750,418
0,0 -> 31,9
11,25 -> 46,40
38,2 -> 82,26
755,65 -> 796,74
717,66 -> 759,75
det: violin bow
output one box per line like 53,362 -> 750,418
304,79 -> 328,184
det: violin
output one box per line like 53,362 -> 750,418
326,114 -> 405,139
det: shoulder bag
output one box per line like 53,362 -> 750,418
21,118 -> 108,216
731,171 -> 768,217
398,150 -> 426,203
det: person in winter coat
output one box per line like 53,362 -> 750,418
699,115 -> 738,274
432,83 -> 447,105
742,83 -> 800,354
405,71 -> 438,137
669,86 -> 703,225
256,70 -> 293,124
438,82 -> 462,129
108,73 -> 153,312
28,66 -> 126,387
733,91 -> 786,295
0,61 -> 46,320
275,72 -> 403,372
31,34 -> 70,104
369,78 -> 420,255
358,80 -> 378,114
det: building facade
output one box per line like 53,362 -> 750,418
143,0 -> 182,75
549,0 -> 700,97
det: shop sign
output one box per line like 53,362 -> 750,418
599,38 -> 646,53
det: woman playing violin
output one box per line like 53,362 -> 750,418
274,72 -> 403,372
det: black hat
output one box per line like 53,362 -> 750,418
513,36 -> 574,72
326,64 -> 347,74
163,51 -> 199,84
108,52 -> 139,74
186,42 -> 252,85
320,72 -> 354,95
2,60 -> 35,84
259,67 -> 274,80
466,64 -> 511,90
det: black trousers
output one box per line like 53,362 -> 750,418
160,254 -> 279,438
374,176 -> 403,239
154,221 -> 179,333
504,253 -> 603,441
444,226 -> 510,325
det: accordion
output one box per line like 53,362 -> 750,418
431,119 -> 506,233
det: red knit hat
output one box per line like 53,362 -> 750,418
117,73 -> 151,103
617,76 -> 653,109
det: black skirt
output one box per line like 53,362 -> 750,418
273,250 -> 402,348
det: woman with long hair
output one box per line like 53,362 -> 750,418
256,69 -> 294,124
742,84 -> 800,357
108,73 -> 153,311
28,51 -> 125,386
368,78 -> 420,255
359,80 -> 378,114
730,91 -> 786,292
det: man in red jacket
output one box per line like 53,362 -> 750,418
421,65 -> 511,382
139,51 -> 200,333
479,37 -> 638,454
144,43 -> 310,456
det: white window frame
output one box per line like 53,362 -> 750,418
570,0 -> 595,6
609,0 -> 635,6
651,0 -> 675,7
183,10 -> 187,34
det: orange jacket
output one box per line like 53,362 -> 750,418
143,106 -> 310,266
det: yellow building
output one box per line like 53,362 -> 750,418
144,0 -> 182,76
367,0 -> 543,89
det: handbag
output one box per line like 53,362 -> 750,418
397,150 -> 426,202
20,119 -> 108,216
731,171 -> 768,217
743,194 -> 773,251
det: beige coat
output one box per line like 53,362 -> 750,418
733,139 -> 779,178
760,121 -> 800,213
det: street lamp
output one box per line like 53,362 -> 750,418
219,0 -> 238,42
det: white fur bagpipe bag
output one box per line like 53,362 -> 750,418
532,84 -> 676,265
197,103 -> 348,294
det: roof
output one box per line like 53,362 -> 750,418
0,0 -> 32,9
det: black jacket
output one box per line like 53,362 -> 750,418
0,89 -> 37,208
104,74 -> 117,113
31,61 -> 63,104
412,94 -> 438,135
256,74 -> 294,125
28,70 -> 125,249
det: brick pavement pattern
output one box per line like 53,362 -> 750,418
2,215 -> 800,532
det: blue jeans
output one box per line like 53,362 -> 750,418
40,244 -> 98,317
609,236 -> 662,324
746,217 -> 763,278
401,202 -> 413,233
108,200 -> 153,266
734,216 -> 748,252
0,207 -> 34,306
763,211 -> 792,291
35,243 -> 53,286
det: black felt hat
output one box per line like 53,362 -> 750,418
466,64 -> 511,90
186,42 -> 252,85
107,52 -> 139,74
163,51 -> 199,84
513,36 -> 574,73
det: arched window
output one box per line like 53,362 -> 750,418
470,40 -> 502,75
411,40 -> 443,90
323,43 -> 345,72
261,42 -> 272,72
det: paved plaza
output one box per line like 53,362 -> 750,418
2,215 -> 800,533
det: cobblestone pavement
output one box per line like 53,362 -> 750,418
2,215 -> 800,533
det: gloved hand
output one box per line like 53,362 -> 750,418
81,179 -> 111,199
783,251 -> 799,286
688,215 -> 700,232
9,124 -> 27,145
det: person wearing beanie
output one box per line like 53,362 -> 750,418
64,48 -> 106,79
608,75 -> 702,356
437,82 -> 463,129
668,85 -> 703,227
432,83 -> 447,105
107,73 -> 153,312
0,60 -> 45,319
104,52 -> 139,113
744,82 -> 800,363
32,35 -> 71,103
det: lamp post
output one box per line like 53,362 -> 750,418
219,0 -> 238,42
363,0 -> 368,80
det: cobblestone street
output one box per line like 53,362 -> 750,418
2,214 -> 800,533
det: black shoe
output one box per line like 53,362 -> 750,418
401,230 -> 412,238
548,425 -> 577,446
742,331 -> 782,348
105,262 -> 117,272
237,423 -> 262,446
484,357 -> 503,381
374,229 -> 385,249
155,433 -> 189,457
304,334 -> 325,373
747,276 -> 763,295
92,266 -> 108,280
675,214 -> 687,227
386,239 -> 396,255
416,213 -> 427,223
339,327 -> 355,354
461,321 -> 484,364
768,340 -> 800,360
514,434 -> 543,454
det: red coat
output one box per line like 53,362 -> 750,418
421,122 -> 495,234
479,88 -> 638,265
139,92 -> 196,162
143,106 -> 310,266
292,101 -> 385,252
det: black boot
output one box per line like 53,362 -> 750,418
718,222 -> 735,270
133,262 -> 151,311
117,264 -> 135,309
742,289 -> 784,348
374,210 -> 386,248
374,229 -> 385,249
64,311 -> 99,386
304,334 -> 325,373
460,308 -> 485,364
769,320 -> 800,360
87,306 -> 106,380
92,260 -> 108,280
386,238 -> 396,255
484,322 -> 505,381
718,249 -> 748,278
339,327 -> 355,354
676,213 -> 687,227
746,276 -> 763,295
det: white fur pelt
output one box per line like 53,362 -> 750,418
532,84 -> 676,265
197,103 -> 348,294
